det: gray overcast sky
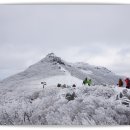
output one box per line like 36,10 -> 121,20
0,5 -> 130,79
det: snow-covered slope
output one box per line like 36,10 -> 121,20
0,53 -> 121,88
73,62 -> 121,85
0,53 -> 129,125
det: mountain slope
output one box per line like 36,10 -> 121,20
0,53 -> 121,88
0,53 -> 122,102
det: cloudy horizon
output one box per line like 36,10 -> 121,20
0,4 -> 130,80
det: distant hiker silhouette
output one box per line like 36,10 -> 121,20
57,83 -> 61,87
117,79 -> 123,87
72,84 -> 76,88
83,78 -> 88,85
83,77 -> 92,86
41,82 -> 46,89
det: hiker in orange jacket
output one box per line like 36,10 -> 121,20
117,79 -> 123,87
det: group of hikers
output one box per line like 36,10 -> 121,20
39,77 -> 130,103
42,77 -> 130,89
56,77 -> 92,89
82,77 -> 130,89
117,78 -> 130,89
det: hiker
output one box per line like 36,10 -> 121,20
83,78 -> 92,86
72,84 -> 76,88
83,77 -> 88,85
125,78 -> 130,89
57,83 -> 61,87
117,79 -> 123,87
41,82 -> 46,89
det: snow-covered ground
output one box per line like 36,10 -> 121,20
0,53 -> 129,125
0,74 -> 130,125
79,69 -> 93,75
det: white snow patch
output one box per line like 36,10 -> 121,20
43,75 -> 82,87
80,69 -> 93,75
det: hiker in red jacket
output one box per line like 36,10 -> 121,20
125,78 -> 130,89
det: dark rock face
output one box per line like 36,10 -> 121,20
45,53 -> 65,65
51,58 -> 65,65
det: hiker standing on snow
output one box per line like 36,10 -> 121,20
41,82 -> 46,89
125,78 -> 130,89
117,79 -> 123,87
83,78 -> 92,86
83,77 -> 88,85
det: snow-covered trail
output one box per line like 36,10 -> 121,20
28,67 -> 83,91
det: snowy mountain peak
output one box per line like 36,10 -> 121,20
46,53 -> 56,57
1,53 -> 122,87
41,53 -> 65,65
45,53 -> 59,60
